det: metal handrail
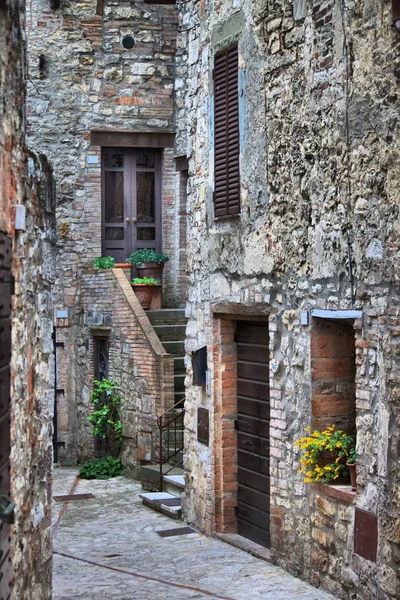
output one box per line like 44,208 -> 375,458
158,401 -> 185,491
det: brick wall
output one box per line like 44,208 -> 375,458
68,267 -> 175,471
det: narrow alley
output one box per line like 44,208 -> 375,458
52,469 -> 338,600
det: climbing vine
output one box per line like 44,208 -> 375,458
89,379 -> 122,456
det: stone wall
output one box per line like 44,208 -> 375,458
179,1 -> 400,598
26,0 -> 187,463
74,267 -> 174,471
0,0 -> 56,597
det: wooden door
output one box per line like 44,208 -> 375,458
102,149 -> 162,263
236,321 -> 270,548
0,233 -> 12,600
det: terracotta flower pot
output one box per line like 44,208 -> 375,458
135,262 -> 164,283
131,284 -> 161,310
346,463 -> 356,491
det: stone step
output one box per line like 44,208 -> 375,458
147,309 -> 186,325
174,357 -> 185,372
174,373 -> 185,391
163,474 -> 185,498
174,392 -> 185,407
139,491 -> 181,520
162,340 -> 185,357
162,428 -> 184,444
152,324 -> 186,342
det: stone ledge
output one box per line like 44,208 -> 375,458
311,483 -> 356,503
215,533 -> 272,562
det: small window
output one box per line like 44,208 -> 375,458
311,317 -> 356,436
213,45 -> 240,218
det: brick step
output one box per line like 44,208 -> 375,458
151,324 -> 186,342
147,309 -> 186,325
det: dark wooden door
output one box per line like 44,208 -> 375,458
0,233 -> 12,600
102,148 -> 162,263
236,321 -> 270,547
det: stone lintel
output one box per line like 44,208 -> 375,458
211,302 -> 275,317
311,309 -> 363,320
90,130 -> 175,148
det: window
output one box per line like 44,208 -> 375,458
311,316 -> 356,436
213,45 -> 240,217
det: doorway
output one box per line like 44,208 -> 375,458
102,148 -> 162,263
236,321 -> 270,547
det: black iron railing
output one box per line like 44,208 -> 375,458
157,402 -> 185,491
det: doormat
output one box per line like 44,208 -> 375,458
53,493 -> 95,502
154,498 -> 181,507
157,527 -> 196,538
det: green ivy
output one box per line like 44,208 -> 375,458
79,456 -> 123,480
89,379 -> 122,456
131,277 -> 159,285
126,249 -> 169,265
93,256 -> 115,270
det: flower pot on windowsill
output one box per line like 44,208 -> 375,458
346,463 -> 356,491
135,262 -> 164,283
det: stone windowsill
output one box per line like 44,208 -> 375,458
311,482 -> 356,503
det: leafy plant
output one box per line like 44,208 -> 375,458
93,256 -> 115,270
89,379 -> 122,456
79,456 -> 123,480
126,249 -> 169,265
295,425 -> 356,483
131,277 -> 159,285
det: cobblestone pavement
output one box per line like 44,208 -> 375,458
52,468 -> 338,600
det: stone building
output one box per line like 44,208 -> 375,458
26,0 -> 188,470
178,0 -> 400,599
26,0 -> 400,598
0,0 -> 55,597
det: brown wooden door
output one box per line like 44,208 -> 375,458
236,321 -> 270,548
102,149 -> 162,263
0,232 -> 12,600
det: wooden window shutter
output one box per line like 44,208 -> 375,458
213,45 -> 240,217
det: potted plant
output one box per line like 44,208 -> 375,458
295,425 -> 356,484
92,256 -> 115,270
126,249 -> 169,282
131,277 -> 161,310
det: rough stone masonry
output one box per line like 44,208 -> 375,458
177,1 -> 400,599
0,0 -> 56,597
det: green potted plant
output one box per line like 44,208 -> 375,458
92,256 -> 115,270
131,276 -> 161,310
295,425 -> 356,484
126,249 -> 169,282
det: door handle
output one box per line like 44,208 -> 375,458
131,217 -> 137,223
125,218 -> 131,223
0,495 -> 15,524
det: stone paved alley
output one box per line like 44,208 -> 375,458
53,468 -> 338,600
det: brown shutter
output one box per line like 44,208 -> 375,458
213,45 -> 240,217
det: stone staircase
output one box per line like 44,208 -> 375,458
139,309 -> 186,518
147,309 -> 186,408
